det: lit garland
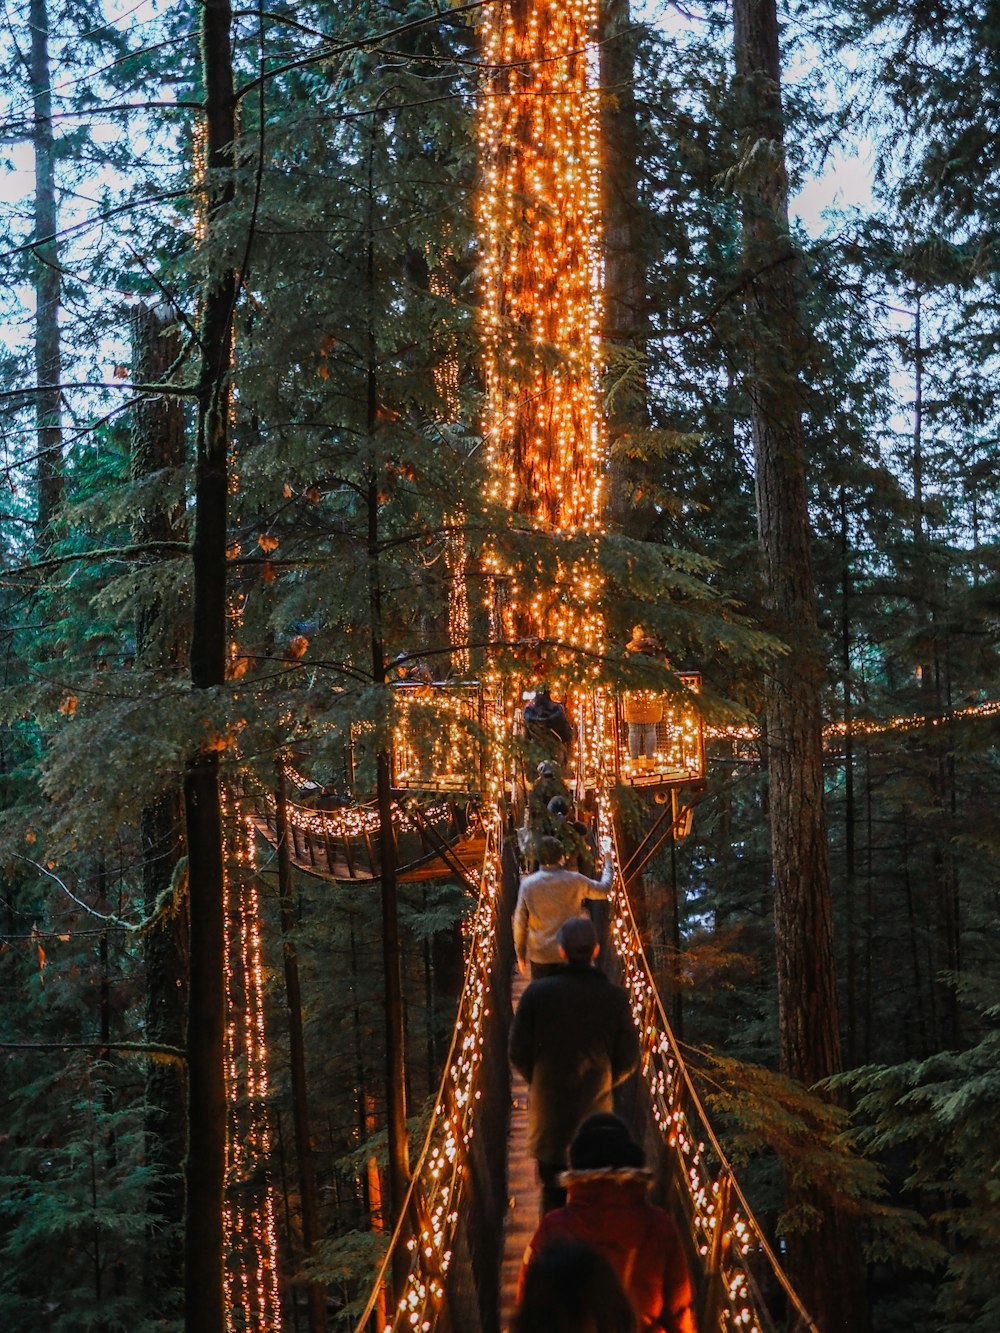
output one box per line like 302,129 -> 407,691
220,789 -> 283,1332
391,684 -> 482,791
351,816 -> 505,1333
444,521 -> 472,677
604,816 -> 819,1333
706,696 -> 1000,746
618,674 -> 705,785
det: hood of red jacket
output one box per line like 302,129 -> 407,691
557,1169 -> 657,1248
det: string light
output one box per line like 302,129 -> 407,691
444,521 -> 472,677
707,697 -> 1000,746
221,789 -> 283,1333
604,816 -> 811,1332
479,0 -> 605,533
391,684 -> 482,791
479,0 -> 607,672
351,816 -> 506,1333
617,673 -> 704,785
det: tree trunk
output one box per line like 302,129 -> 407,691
732,2 -> 869,1328
364,121 -> 410,1260
184,1 -> 237,1329
28,0 -> 63,531
838,487 -> 857,1066
275,769 -> 328,1333
132,302 -> 189,1315
599,0 -> 653,535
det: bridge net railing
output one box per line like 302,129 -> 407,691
352,819 -> 518,1333
607,820 -> 818,1333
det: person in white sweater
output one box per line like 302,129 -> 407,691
513,836 -> 614,979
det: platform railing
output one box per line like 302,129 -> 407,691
352,823 -> 518,1333
607,821 -> 819,1333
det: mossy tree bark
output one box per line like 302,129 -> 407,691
28,0 -> 63,531
132,301 -> 188,1315
184,1 -> 236,1329
599,0 -> 653,537
732,1 -> 869,1328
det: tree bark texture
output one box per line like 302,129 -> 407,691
28,0 -> 63,531
599,0 -> 654,535
364,131 -> 411,1254
132,301 -> 188,1313
184,2 -> 237,1330
732,2 -> 869,1329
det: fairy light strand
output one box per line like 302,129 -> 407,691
351,811 -> 506,1333
220,789 -> 283,1332
605,815 -> 819,1333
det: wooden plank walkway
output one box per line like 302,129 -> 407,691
499,968 -> 538,1332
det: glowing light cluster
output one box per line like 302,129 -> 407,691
445,521 -> 472,677
261,790 -> 393,838
617,674 -> 705,786
429,270 -> 462,423
479,0 -> 607,667
605,818 -> 817,1333
479,0 -> 605,531
706,696 -> 1000,747
391,683 -> 483,791
352,818 -> 506,1333
220,790 -> 282,1333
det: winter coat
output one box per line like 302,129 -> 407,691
513,862 -> 612,966
519,1169 -> 696,1333
508,967 -> 640,1166
523,693 -> 574,747
623,691 -> 663,726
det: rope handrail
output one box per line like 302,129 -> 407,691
352,817 -> 505,1333
607,818 -> 820,1333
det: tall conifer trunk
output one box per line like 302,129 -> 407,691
731,2 -> 868,1328
132,302 -> 188,1314
28,0 -> 63,530
364,118 -> 410,1256
600,0 -> 652,536
184,2 -> 236,1329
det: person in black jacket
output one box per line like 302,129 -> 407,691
523,685 -> 574,762
509,916 -> 640,1214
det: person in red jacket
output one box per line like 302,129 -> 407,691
518,1114 -> 696,1333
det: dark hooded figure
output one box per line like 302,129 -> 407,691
523,685 -> 574,753
509,917 -> 639,1212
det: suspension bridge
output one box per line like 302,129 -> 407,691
223,0 -> 829,1326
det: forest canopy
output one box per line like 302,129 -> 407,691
0,0 -> 998,1331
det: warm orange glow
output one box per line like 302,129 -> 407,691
480,0 -> 606,672
221,792 -> 283,1332
480,0 -> 605,530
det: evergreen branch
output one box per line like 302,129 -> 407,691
0,1040 -> 185,1063
1,34 -> 192,124
0,188 -> 192,263
0,380 -> 197,400
8,542 -> 189,577
0,102 -> 203,133
236,0 -> 495,100
15,857 -> 140,929
2,397 -> 154,476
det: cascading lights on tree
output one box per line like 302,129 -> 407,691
479,0 -> 607,668
480,0 -> 605,531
